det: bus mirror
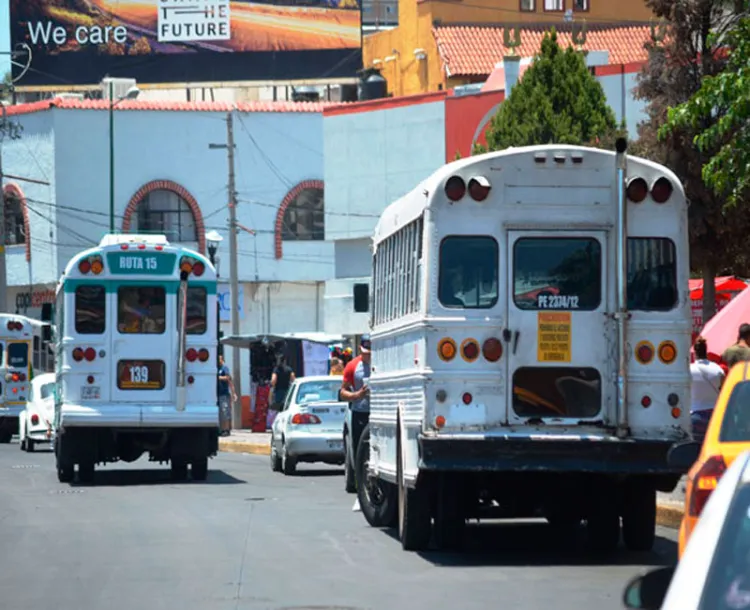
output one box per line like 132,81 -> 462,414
353,283 -> 369,313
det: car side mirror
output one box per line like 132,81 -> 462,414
353,283 -> 369,313
622,566 -> 675,610
667,440 -> 701,471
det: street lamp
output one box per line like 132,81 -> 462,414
108,80 -> 141,233
206,230 -> 223,360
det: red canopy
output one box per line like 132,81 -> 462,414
699,285 -> 750,360
690,276 -> 748,300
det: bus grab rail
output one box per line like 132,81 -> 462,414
176,270 -> 189,412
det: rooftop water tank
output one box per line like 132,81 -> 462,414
358,71 -> 387,101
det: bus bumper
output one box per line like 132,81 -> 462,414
418,434 -> 687,477
60,404 -> 218,428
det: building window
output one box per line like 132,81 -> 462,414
281,187 -> 324,241
520,0 -> 536,10
131,189 -> 198,244
573,0 -> 588,9
4,192 -> 25,246
544,0 -> 564,10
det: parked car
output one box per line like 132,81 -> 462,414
623,448 -> 750,610
677,362 -> 750,557
19,372 -> 56,452
269,375 -> 347,475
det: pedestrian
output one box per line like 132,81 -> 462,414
330,357 -> 344,375
691,336 -> 725,411
217,355 -> 236,437
340,335 -> 371,512
722,323 -> 750,369
270,354 -> 295,410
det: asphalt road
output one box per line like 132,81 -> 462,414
0,441 -> 678,610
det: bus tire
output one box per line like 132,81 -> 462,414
622,482 -> 656,552
192,458 -> 208,481
344,430 -> 356,493
0,430 -> 12,443
397,427 -> 431,551
356,424 -> 397,528
586,495 -> 620,554
57,463 -> 74,483
434,474 -> 466,551
78,461 -> 95,484
171,458 -> 189,481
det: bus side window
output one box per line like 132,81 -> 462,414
626,238 -> 678,311
75,285 -> 106,335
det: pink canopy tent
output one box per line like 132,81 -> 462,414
699,286 -> 750,360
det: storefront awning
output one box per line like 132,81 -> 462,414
220,332 -> 345,349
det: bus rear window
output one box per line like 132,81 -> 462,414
513,237 -> 602,311
118,287 -> 166,334
627,238 -> 678,311
7,343 -> 27,368
185,287 -> 207,335
75,285 -> 106,334
438,236 -> 498,309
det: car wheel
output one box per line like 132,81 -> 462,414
281,440 -> 296,476
26,438 -> 34,453
270,435 -> 282,472
171,458 -> 189,481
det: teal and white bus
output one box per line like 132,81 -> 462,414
53,234 -> 219,483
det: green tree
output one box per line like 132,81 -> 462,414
474,28 -> 616,153
659,15 -> 750,207
633,0 -> 748,321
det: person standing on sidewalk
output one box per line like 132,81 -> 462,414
270,355 -> 295,410
722,323 -> 750,369
217,355 -> 237,437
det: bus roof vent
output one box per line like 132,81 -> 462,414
98,233 -> 169,247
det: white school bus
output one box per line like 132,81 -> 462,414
53,234 -> 219,483
0,314 -> 54,442
351,140 -> 692,552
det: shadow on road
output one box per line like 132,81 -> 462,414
68,468 -> 247,487
379,520 -> 677,568
291,468 -> 345,478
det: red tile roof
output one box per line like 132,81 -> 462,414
433,24 -> 653,77
4,97 -> 336,117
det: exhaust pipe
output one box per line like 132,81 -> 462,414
176,269 -> 189,412
614,137 -> 629,439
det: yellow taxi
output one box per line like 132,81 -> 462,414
678,360 -> 750,557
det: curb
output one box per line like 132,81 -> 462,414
219,439 -> 271,456
656,502 -> 684,529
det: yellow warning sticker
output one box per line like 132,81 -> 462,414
537,311 -> 572,363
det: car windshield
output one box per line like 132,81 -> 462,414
39,382 -> 55,401
700,483 -> 750,609
296,380 -> 341,404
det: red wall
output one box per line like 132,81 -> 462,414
444,90 -> 505,162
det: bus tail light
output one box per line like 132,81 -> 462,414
445,176 -> 466,202
198,348 -> 210,362
641,395 -> 651,408
482,338 -> 503,362
462,392 -> 472,405
192,262 -> 205,277
87,375 -> 95,384
188,375 -> 195,384
18,372 -> 26,381
291,413 -> 321,425
434,415 -> 446,428
186,348 -> 198,362
437,338 -> 457,361
651,177 -> 673,203
658,341 -> 677,364
91,257 -> 104,274
689,455 -> 726,517
671,407 -> 682,418
461,339 -> 480,362
78,259 -> 91,274
635,341 -> 654,364
468,176 -> 491,201
180,261 -> 193,274
72,348 -> 84,362
626,177 -> 648,203
84,348 -> 96,362
6,321 -> 21,331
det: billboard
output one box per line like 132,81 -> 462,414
11,0 -> 362,86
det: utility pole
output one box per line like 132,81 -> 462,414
210,113 -> 242,430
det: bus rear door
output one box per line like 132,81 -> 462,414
111,284 -> 174,407
506,230 -> 615,427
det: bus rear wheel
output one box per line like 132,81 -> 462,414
356,424 -> 397,528
0,430 -> 12,443
192,458 -> 208,481
171,458 -> 189,481
57,463 -> 74,483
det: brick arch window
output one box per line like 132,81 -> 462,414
274,179 -> 324,259
3,183 -> 31,262
122,180 -> 206,254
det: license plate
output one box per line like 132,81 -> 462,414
327,440 -> 343,450
81,386 -> 100,400
117,360 -> 165,390
312,407 -> 330,414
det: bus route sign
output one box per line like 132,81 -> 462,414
105,252 -> 177,275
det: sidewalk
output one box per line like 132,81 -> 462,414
656,475 -> 687,528
218,430 -> 271,455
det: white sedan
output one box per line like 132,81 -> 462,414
19,373 -> 56,452
623,443 -> 750,610
270,375 -> 347,475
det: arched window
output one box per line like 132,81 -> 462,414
282,186 -> 324,241
4,190 -> 25,246
122,180 -> 206,253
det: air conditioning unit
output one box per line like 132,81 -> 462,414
101,77 -> 137,100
